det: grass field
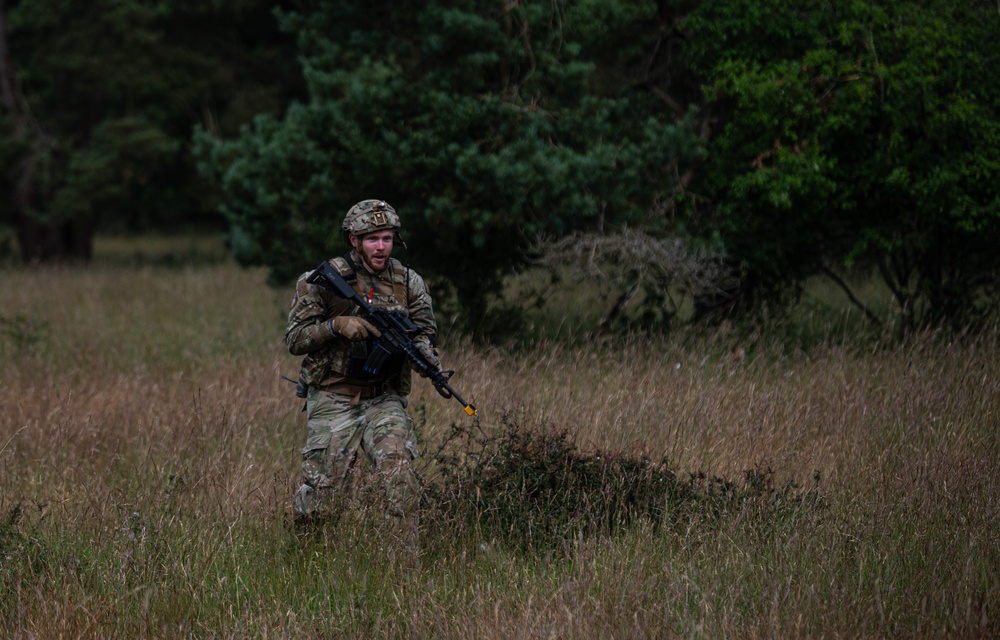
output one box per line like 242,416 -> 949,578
1,239 -> 998,638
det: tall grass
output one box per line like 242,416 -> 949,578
1,251 -> 998,638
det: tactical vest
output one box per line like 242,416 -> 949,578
343,254 -> 409,379
316,252 -> 413,391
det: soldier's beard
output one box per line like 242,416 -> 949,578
361,248 -> 390,272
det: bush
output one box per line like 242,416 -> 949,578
421,412 -> 824,552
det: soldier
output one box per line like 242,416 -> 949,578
285,199 -> 438,539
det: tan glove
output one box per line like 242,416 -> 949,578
415,339 -> 440,374
329,316 -> 381,341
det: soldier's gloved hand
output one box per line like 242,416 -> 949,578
329,316 -> 381,341
415,340 -> 440,375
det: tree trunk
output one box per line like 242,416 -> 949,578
15,215 -> 95,262
0,0 -> 93,263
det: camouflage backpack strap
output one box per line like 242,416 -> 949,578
335,252 -> 358,282
324,253 -> 364,300
389,257 -> 409,306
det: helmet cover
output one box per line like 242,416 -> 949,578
342,199 -> 400,241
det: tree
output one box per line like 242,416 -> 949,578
570,0 -> 1000,331
679,0 -> 1000,329
0,0 -> 301,262
196,0 -> 1000,333
197,0 -> 698,329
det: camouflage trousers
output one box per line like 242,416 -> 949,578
293,387 -> 420,520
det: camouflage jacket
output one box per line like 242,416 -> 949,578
285,252 -> 437,395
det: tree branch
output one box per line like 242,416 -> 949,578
819,265 -> 883,327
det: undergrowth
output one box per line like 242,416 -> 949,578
421,412 -> 825,552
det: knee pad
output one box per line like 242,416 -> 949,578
378,455 -> 420,516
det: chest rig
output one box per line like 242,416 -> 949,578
338,252 -> 411,381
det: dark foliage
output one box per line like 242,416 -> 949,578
421,413 -> 824,552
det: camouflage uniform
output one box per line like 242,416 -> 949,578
286,200 -> 436,525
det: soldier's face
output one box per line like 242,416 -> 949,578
351,230 -> 394,272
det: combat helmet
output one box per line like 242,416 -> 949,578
342,199 -> 400,244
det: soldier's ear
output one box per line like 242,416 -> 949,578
348,233 -> 360,250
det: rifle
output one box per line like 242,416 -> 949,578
306,261 -> 477,417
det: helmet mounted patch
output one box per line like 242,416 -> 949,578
342,199 -> 401,243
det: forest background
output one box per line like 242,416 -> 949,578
1,0 -> 999,637
3,0 -> 999,334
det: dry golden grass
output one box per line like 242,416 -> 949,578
1,256 -> 998,638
